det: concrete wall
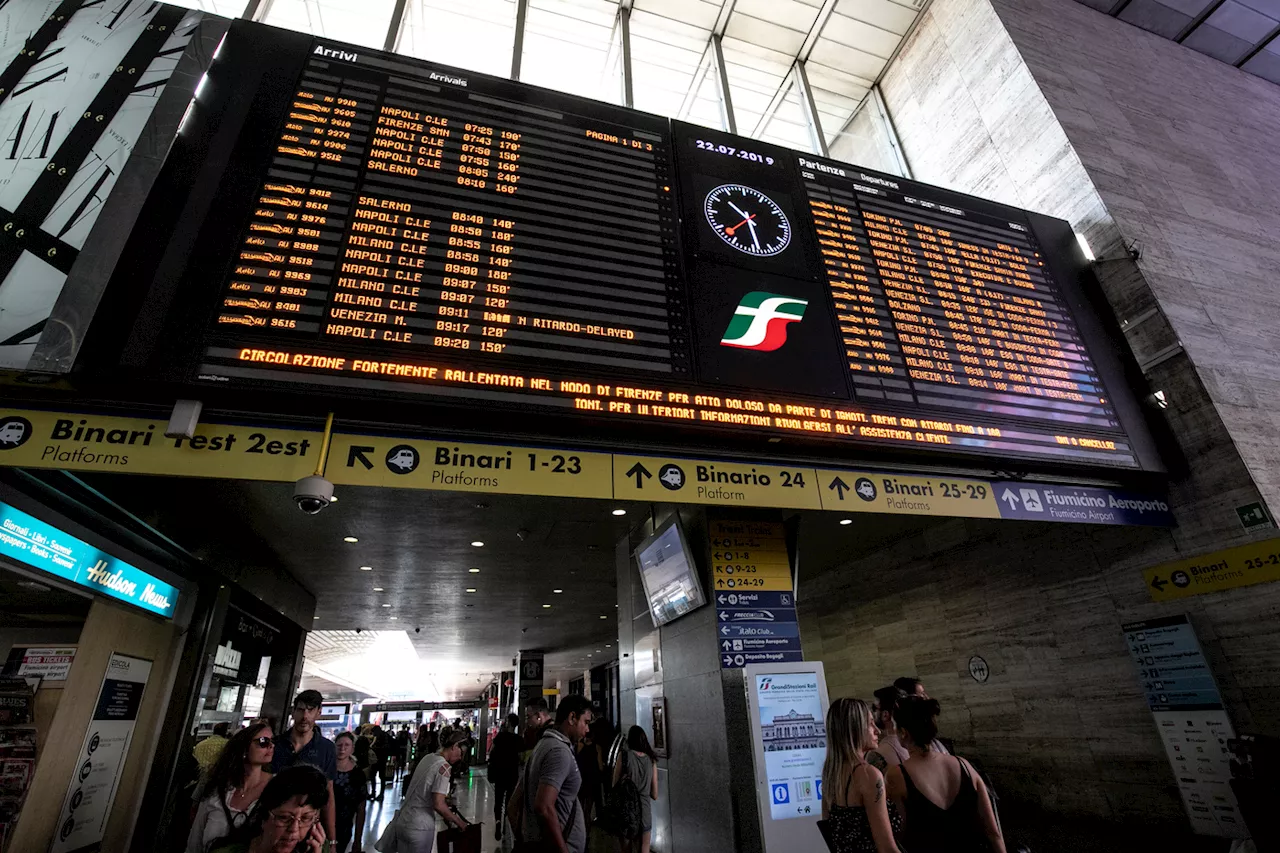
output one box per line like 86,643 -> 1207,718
991,0 -> 1280,516
799,0 -> 1280,835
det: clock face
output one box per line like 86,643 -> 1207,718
704,184 -> 791,257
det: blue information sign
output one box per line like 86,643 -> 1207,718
0,501 -> 178,618
994,482 -> 1174,526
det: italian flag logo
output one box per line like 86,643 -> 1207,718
720,291 -> 808,351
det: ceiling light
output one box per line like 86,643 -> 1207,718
588,653 -> 593,657
542,604 -> 551,608
553,588 -> 563,594
359,566 -> 372,571
466,588 -> 477,593
469,568 -> 481,573
596,649 -> 601,653
471,541 -> 484,547
611,508 -> 626,516
389,616 -> 398,620
600,615 -> 608,619
839,519 -> 853,526
381,603 -> 391,608
313,616 -> 320,620
373,587 -> 384,592
605,644 -> 611,648
344,536 -> 358,543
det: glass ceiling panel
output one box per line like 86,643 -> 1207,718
261,0 -> 396,49
397,0 -> 518,78
520,0 -> 623,104
721,36 -> 794,136
686,48 -> 728,131
758,79 -> 816,153
629,8 -> 714,118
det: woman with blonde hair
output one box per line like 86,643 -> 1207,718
821,698 -> 901,853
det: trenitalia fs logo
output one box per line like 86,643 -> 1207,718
720,292 -> 808,351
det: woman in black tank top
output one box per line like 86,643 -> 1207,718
884,697 -> 1006,853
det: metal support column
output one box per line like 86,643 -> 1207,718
384,0 -> 409,52
794,61 -> 829,156
711,34 -> 737,134
619,3 -> 634,108
511,0 -> 530,80
871,85 -> 912,179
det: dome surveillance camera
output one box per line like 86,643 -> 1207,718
415,627 -> 421,634
355,628 -> 362,634
293,475 -> 334,514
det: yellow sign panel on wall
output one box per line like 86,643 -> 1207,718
327,434 -> 614,499
815,469 -> 1001,518
1145,538 -> 1280,601
0,408 -> 319,481
613,455 -> 821,509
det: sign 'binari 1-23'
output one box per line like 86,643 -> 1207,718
181,24 -> 1157,472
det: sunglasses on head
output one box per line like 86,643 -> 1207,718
254,736 -> 274,748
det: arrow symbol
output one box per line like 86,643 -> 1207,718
1151,575 -> 1168,592
348,446 -> 374,470
625,462 -> 651,489
717,595 -> 726,604
719,612 -> 729,621
723,656 -> 733,666
722,641 -> 732,651
1000,488 -> 1020,510
720,625 -> 730,635
828,477 -> 850,500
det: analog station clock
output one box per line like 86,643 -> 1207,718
704,184 -> 791,257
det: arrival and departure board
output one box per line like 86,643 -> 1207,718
141,23 -> 1157,473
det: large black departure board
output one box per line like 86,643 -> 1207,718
122,22 -> 1160,474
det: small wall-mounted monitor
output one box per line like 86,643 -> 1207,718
635,517 -> 707,628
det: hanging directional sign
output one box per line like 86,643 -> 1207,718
817,469 -> 1000,517
328,433 -> 613,499
993,481 -> 1174,526
711,521 -> 803,669
0,408 -> 318,482
0,406 -> 1174,528
614,454 -> 822,510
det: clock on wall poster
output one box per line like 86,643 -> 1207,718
0,0 -> 208,371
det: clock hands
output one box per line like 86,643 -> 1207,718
728,200 -> 752,220
746,217 -> 761,251
724,213 -> 756,236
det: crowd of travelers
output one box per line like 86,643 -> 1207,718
822,677 -> 1007,853
179,677 -> 1012,853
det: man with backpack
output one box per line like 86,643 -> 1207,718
507,695 -> 593,853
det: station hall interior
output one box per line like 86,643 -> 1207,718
1,0 -> 1279,851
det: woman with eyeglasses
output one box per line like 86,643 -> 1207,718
333,732 -> 367,852
208,764 -> 330,853
188,723 -> 275,853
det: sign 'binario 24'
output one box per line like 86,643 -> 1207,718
111,20 -> 1161,475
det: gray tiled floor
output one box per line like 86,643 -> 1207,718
354,765 -> 618,853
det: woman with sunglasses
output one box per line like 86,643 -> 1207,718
209,764 -> 330,853
188,723 -> 276,853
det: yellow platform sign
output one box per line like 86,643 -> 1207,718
712,574 -> 792,591
613,455 -> 821,509
709,520 -> 786,548
816,469 -> 1002,518
1145,538 -> 1280,601
0,408 -> 319,481
327,434 -> 614,499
